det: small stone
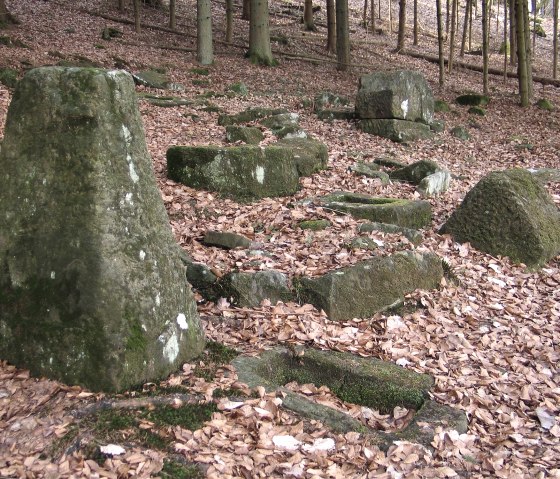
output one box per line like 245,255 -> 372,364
225,125 -> 264,145
203,231 -> 252,250
468,106 -> 486,116
226,82 -> 248,96
434,99 -> 451,112
536,98 -> 554,111
456,93 -> 489,106
451,126 -> 470,140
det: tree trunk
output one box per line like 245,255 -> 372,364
336,0 -> 350,70
448,0 -> 457,70
197,0 -> 213,65
133,0 -> 141,33
327,0 -> 337,52
523,0 -> 533,98
554,0 -> 558,78
482,0 -> 489,93
413,0 -> 418,45
516,0 -> 529,105
363,0 -> 368,28
397,0 -> 406,51
532,0 -> 536,50
389,0 -> 393,32
460,0 -> 471,56
371,0 -> 376,34
446,0 -> 450,38
436,0 -> 445,85
226,0 -> 234,42
504,0 -> 508,81
169,0 -> 176,29
304,0 -> 316,31
249,0 -> 275,65
118,0 -> 126,12
510,0 -> 518,64
469,0 -> 473,50
242,0 -> 250,20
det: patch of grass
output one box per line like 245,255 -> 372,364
194,341 -> 238,381
190,67 -> 210,75
161,458 -> 204,479
143,403 -> 217,430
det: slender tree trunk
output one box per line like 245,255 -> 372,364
532,0 -> 536,50
304,0 -> 316,30
397,0 -> 406,51
242,0 -> 250,20
448,0 -> 458,70
327,0 -> 337,52
413,0 -> 418,45
497,0 -> 500,31
118,0 -> 126,12
510,0 -> 518,64
554,0 -> 558,78
133,0 -> 141,33
363,0 -> 368,28
504,0 -> 508,81
389,0 -> 393,32
371,0 -> 376,33
436,0 -> 445,85
446,0 -> 450,38
226,0 -> 234,43
469,0 -> 473,50
460,0 -> 472,55
523,0 -> 533,97
379,0 -> 381,18
336,0 -> 350,70
482,0 -> 489,93
169,0 -> 176,29
197,0 -> 213,65
248,0 -> 275,65
516,0 -> 529,104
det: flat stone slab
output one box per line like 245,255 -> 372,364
221,270 -> 294,307
225,126 -> 264,145
317,191 -> 432,229
358,118 -> 433,143
218,107 -> 289,127
202,231 -> 252,250
358,222 -> 423,245
233,348 -> 467,450
276,137 -> 328,177
167,145 -> 300,200
294,251 -> 443,321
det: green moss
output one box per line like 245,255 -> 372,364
162,459 -> 204,479
144,403 -> 217,429
125,315 -> 147,353
190,67 -> 210,76
0,67 -> 18,88
192,79 -> 210,87
456,93 -> 489,106
468,106 -> 486,116
193,341 -> 238,380
536,98 -> 554,111
434,99 -> 450,113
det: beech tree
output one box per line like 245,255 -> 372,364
336,0 -> 350,70
413,0 -> 418,45
448,0 -> 457,70
304,0 -> 316,31
396,0 -> 406,52
169,0 -> 176,29
327,0 -> 336,52
242,0 -> 250,21
482,0 -> 489,93
197,0 -> 213,65
226,0 -> 234,43
133,0 -> 141,33
516,0 -> 533,104
554,0 -> 558,78
436,0 -> 445,85
248,0 -> 275,65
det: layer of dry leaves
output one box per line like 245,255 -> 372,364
1,0 -> 559,477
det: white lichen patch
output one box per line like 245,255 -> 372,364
155,293 -> 161,306
50,271 -> 56,279
125,192 -> 134,205
163,333 -> 179,364
255,166 -> 265,184
139,250 -> 146,261
176,313 -> 189,330
128,161 -> 139,183
141,324 -> 147,331
121,124 -> 132,145
401,99 -> 409,119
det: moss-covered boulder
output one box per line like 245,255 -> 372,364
167,145 -> 300,200
434,99 -> 451,112
318,192 -> 432,229
358,118 -> 433,143
536,98 -> 554,111
358,222 -> 423,245
225,125 -> 264,144
226,81 -> 248,96
313,91 -> 350,112
350,162 -> 390,185
451,125 -> 470,140
295,251 -> 443,321
0,67 -> 204,392
0,67 -> 19,88
456,93 -> 489,106
202,231 -> 252,250
217,107 -> 288,126
132,70 -> 180,90
440,169 -> 560,267
298,219 -> 331,230
316,108 -> 356,122
389,159 -> 440,184
417,170 -> 451,197
221,270 -> 294,307
276,137 -> 328,177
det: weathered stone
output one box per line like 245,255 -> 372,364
274,125 -> 308,139
316,108 -> 356,121
221,270 -> 293,307
295,251 -> 442,321
0,67 -> 18,88
373,156 -> 407,169
133,70 -> 183,90
451,126 -> 470,140
225,125 -> 264,144
203,231 -> 252,250
180,253 -> 220,300
528,168 -> 560,183
434,99 -> 451,112
456,93 -> 489,106
226,81 -> 248,96
389,159 -> 440,184
313,91 -> 350,112
259,112 -> 299,133
101,27 -> 123,40
358,222 -> 423,245
536,98 -> 554,111
233,347 -> 467,451
318,192 -> 432,229
440,169 -> 560,267
358,118 -> 433,143
167,145 -> 300,200
430,120 -> 445,132
217,107 -> 288,127
417,171 -> 451,197
347,237 -> 378,250
468,106 -> 486,116
276,137 -> 328,177
350,162 -> 390,185
298,219 -> 331,231
0,67 -> 204,392
355,70 -> 434,124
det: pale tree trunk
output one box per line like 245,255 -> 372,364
363,0 -> 368,28
482,0 -> 489,93
242,0 -> 250,20
523,0 -> 533,98
532,0 -> 536,50
169,0 -> 176,29
469,0 -> 473,49
448,0 -> 457,70
397,0 -> 406,51
460,0 -> 472,56
554,0 -> 558,78
436,0 -> 445,85
371,0 -> 376,33
510,0 -> 517,64
248,0 -> 275,65
413,0 -> 418,45
389,0 -> 393,32
336,0 -> 350,70
446,0 -> 450,38
197,0 -> 213,65
226,0 -> 234,43
504,0 -> 508,81
516,0 -> 529,104
327,0 -> 337,52
304,0 -> 316,30
133,0 -> 141,33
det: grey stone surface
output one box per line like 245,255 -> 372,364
276,137 -> 328,177
221,270 -> 293,307
350,162 -> 390,185
389,159 -> 440,184
358,222 -> 423,245
358,118 -> 433,143
0,67 -> 204,392
203,231 -> 252,250
225,125 -> 264,145
417,170 -> 451,197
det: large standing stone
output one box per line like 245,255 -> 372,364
440,169 -> 560,267
295,251 -> 443,321
0,67 -> 204,392
355,70 -> 434,124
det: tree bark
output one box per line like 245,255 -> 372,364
169,0 -> 176,29
397,0 -> 406,51
460,0 -> 472,56
510,0 -> 518,64
482,0 -> 489,93
226,0 -> 234,42
448,0 -> 457,70
118,0 -> 126,12
504,0 -> 508,82
389,0 -> 393,33
523,0 -> 533,98
436,0 -> 445,85
336,0 -> 350,70
516,0 -> 529,105
327,0 -> 337,52
304,0 -> 316,30
197,0 -> 213,65
371,0 -> 376,34
554,0 -> 558,78
242,0 -> 250,20
249,0 -> 275,65
413,0 -> 418,45
133,0 -> 141,33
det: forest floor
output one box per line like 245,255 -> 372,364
0,0 -> 559,477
